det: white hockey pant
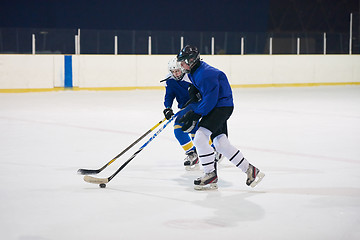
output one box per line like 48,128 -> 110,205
193,127 -> 216,173
212,133 -> 249,172
194,127 -> 249,173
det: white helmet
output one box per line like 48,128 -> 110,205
168,56 -> 184,80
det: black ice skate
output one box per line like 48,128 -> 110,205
184,150 -> 199,171
246,164 -> 265,188
194,170 -> 218,190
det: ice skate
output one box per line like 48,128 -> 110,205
194,170 -> 218,190
214,151 -> 224,164
184,150 -> 199,171
246,164 -> 265,188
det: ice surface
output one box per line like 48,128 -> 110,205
1,86 -> 360,240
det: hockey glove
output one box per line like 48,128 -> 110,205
179,110 -> 201,133
182,85 -> 202,108
163,108 -> 174,120
188,84 -> 202,103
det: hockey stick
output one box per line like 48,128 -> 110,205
77,118 -> 166,175
83,114 -> 177,185
159,76 -> 171,83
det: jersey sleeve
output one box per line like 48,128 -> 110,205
164,80 -> 176,108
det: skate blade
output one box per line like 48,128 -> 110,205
215,155 -> 224,164
185,163 -> 200,171
250,172 -> 265,188
194,183 -> 218,191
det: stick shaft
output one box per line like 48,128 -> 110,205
108,115 -> 176,182
78,118 -> 166,175
84,114 -> 177,184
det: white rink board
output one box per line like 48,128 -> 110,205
0,54 -> 359,89
0,55 -> 63,89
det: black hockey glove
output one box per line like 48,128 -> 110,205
182,85 -> 202,108
188,84 -> 202,103
179,110 -> 201,133
163,108 -> 174,120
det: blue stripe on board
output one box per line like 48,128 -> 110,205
64,55 -> 73,88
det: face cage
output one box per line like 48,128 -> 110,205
171,69 -> 185,80
179,56 -> 198,74
179,63 -> 190,74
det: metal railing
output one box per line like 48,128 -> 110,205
0,14 -> 358,55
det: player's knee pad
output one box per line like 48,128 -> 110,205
212,134 -> 228,150
213,134 -> 239,159
193,127 -> 212,150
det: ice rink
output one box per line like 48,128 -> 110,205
1,85 -> 360,240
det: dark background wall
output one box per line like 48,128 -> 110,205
0,0 -> 359,54
0,0 -> 269,32
0,0 -> 358,33
268,0 -> 359,33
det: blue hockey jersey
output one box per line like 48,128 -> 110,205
189,61 -> 234,116
163,74 -> 192,109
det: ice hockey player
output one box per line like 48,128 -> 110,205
177,45 -> 265,190
161,57 -> 200,170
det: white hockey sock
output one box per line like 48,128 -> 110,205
193,127 -> 215,173
213,134 -> 249,172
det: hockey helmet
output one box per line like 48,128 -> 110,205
177,45 -> 200,73
168,56 -> 184,80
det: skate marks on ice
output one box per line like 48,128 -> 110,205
258,187 -> 360,198
166,173 -> 266,229
17,235 -> 49,240
101,177 -> 266,229
164,191 -> 266,229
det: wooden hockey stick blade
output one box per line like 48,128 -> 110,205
84,175 -> 109,184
